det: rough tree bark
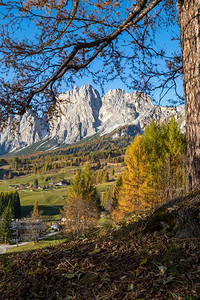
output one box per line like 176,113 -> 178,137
177,0 -> 200,190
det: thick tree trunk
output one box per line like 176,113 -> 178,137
177,0 -> 200,190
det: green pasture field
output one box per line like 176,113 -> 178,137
96,182 -> 114,193
19,188 -> 67,220
0,165 -> 78,189
0,166 -> 80,220
5,233 -> 68,254
0,164 -> 116,220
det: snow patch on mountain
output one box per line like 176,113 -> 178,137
0,85 -> 185,155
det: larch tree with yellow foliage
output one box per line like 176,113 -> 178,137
113,118 -> 186,222
114,135 -> 152,221
164,117 -> 187,199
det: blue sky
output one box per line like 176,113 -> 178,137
64,2 -> 184,107
62,21 -> 183,107
0,2 -> 183,108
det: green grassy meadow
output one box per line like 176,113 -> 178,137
0,166 -> 80,220
0,164 -> 116,221
6,233 -> 68,253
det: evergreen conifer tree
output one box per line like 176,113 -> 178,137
34,178 -> 38,188
165,116 -> 187,198
0,206 -> 12,243
110,175 -> 123,213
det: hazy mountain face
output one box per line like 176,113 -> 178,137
0,110 -> 49,155
0,85 -> 185,155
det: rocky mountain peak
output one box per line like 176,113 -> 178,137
0,85 -> 185,155
0,109 -> 49,155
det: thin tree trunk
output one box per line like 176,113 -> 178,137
177,0 -> 200,190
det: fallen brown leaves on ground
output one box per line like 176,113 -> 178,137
1,224 -> 200,300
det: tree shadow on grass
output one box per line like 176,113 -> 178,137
44,234 -> 68,242
0,168 -> 18,180
21,205 -> 63,218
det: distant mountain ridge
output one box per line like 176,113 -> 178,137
0,84 -> 185,155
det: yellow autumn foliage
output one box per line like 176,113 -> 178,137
112,134 -> 158,221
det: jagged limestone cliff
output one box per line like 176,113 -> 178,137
0,85 -> 185,155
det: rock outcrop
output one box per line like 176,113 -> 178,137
98,89 -> 185,136
0,110 -> 49,155
49,85 -> 102,144
0,85 -> 185,154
